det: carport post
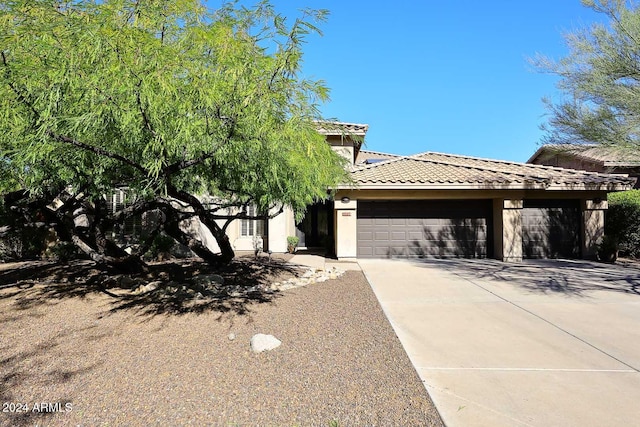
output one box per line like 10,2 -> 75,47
582,198 -> 607,259
493,199 -> 523,262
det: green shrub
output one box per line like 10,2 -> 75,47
50,241 -> 81,262
607,190 -> 640,258
286,235 -> 299,253
145,232 -> 176,260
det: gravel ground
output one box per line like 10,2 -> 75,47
0,261 -> 443,426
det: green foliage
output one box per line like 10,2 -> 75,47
287,235 -> 300,247
606,190 -> 640,257
0,0 -> 348,219
608,189 -> 640,204
49,241 -> 81,262
145,232 -> 176,260
535,1 -> 640,148
0,198 -> 47,260
0,226 -> 47,261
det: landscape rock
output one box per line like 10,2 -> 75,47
193,274 -> 225,287
269,267 -> 346,292
250,334 -> 281,353
134,281 -> 160,294
228,333 -> 236,341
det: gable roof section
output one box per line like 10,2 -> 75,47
315,121 -> 369,136
345,151 -> 635,190
528,144 -> 640,167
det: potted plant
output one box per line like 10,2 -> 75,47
598,235 -> 619,263
287,236 -> 299,254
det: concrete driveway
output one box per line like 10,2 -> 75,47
359,258 -> 640,427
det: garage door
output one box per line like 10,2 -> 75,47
522,199 -> 581,259
357,200 -> 491,258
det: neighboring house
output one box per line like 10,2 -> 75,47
194,124 -> 636,262
528,144 -> 640,188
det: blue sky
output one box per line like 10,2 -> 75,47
226,1 -> 607,162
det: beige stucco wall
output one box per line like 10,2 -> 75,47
500,199 -> 524,262
267,206 -> 296,253
334,199 -> 357,259
226,206 -> 296,253
582,199 -> 607,259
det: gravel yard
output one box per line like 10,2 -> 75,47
0,260 -> 443,426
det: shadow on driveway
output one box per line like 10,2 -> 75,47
407,258 -> 640,298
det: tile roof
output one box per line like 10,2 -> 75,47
315,121 -> 369,136
355,149 -> 401,165
347,151 -> 636,189
528,144 -> 640,166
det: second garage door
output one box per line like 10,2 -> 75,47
522,199 -> 581,259
357,200 -> 492,258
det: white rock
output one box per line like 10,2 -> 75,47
134,281 -> 160,294
250,334 -> 281,353
228,333 -> 236,341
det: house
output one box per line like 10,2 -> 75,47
528,144 -> 640,188
200,123 -> 636,262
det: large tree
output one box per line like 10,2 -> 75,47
0,0 -> 348,270
537,0 -> 640,148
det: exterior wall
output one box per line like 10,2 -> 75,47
267,206 -> 296,253
326,135 -> 357,164
500,199 -> 524,262
227,206 -> 296,253
582,199 -> 607,259
334,198 -> 357,259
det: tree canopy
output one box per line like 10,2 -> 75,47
0,0 -> 349,268
536,0 -> 640,148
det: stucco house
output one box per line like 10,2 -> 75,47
528,144 -> 640,188
201,123 -> 636,262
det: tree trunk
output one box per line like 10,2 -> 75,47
70,233 -> 148,273
166,184 -> 235,265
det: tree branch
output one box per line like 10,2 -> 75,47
47,131 -> 147,174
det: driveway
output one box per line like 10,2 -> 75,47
359,258 -> 640,427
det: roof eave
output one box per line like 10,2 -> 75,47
334,182 -> 549,190
334,182 -> 634,191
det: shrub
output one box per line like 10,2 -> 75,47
0,200 -> 48,261
145,233 -> 176,261
607,190 -> 640,258
286,236 -> 299,253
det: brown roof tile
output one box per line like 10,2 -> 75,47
349,151 -> 636,189
528,144 -> 640,166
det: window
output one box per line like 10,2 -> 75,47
241,205 -> 265,237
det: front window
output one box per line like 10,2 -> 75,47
241,205 -> 265,237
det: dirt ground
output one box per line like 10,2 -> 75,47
0,258 -> 443,426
